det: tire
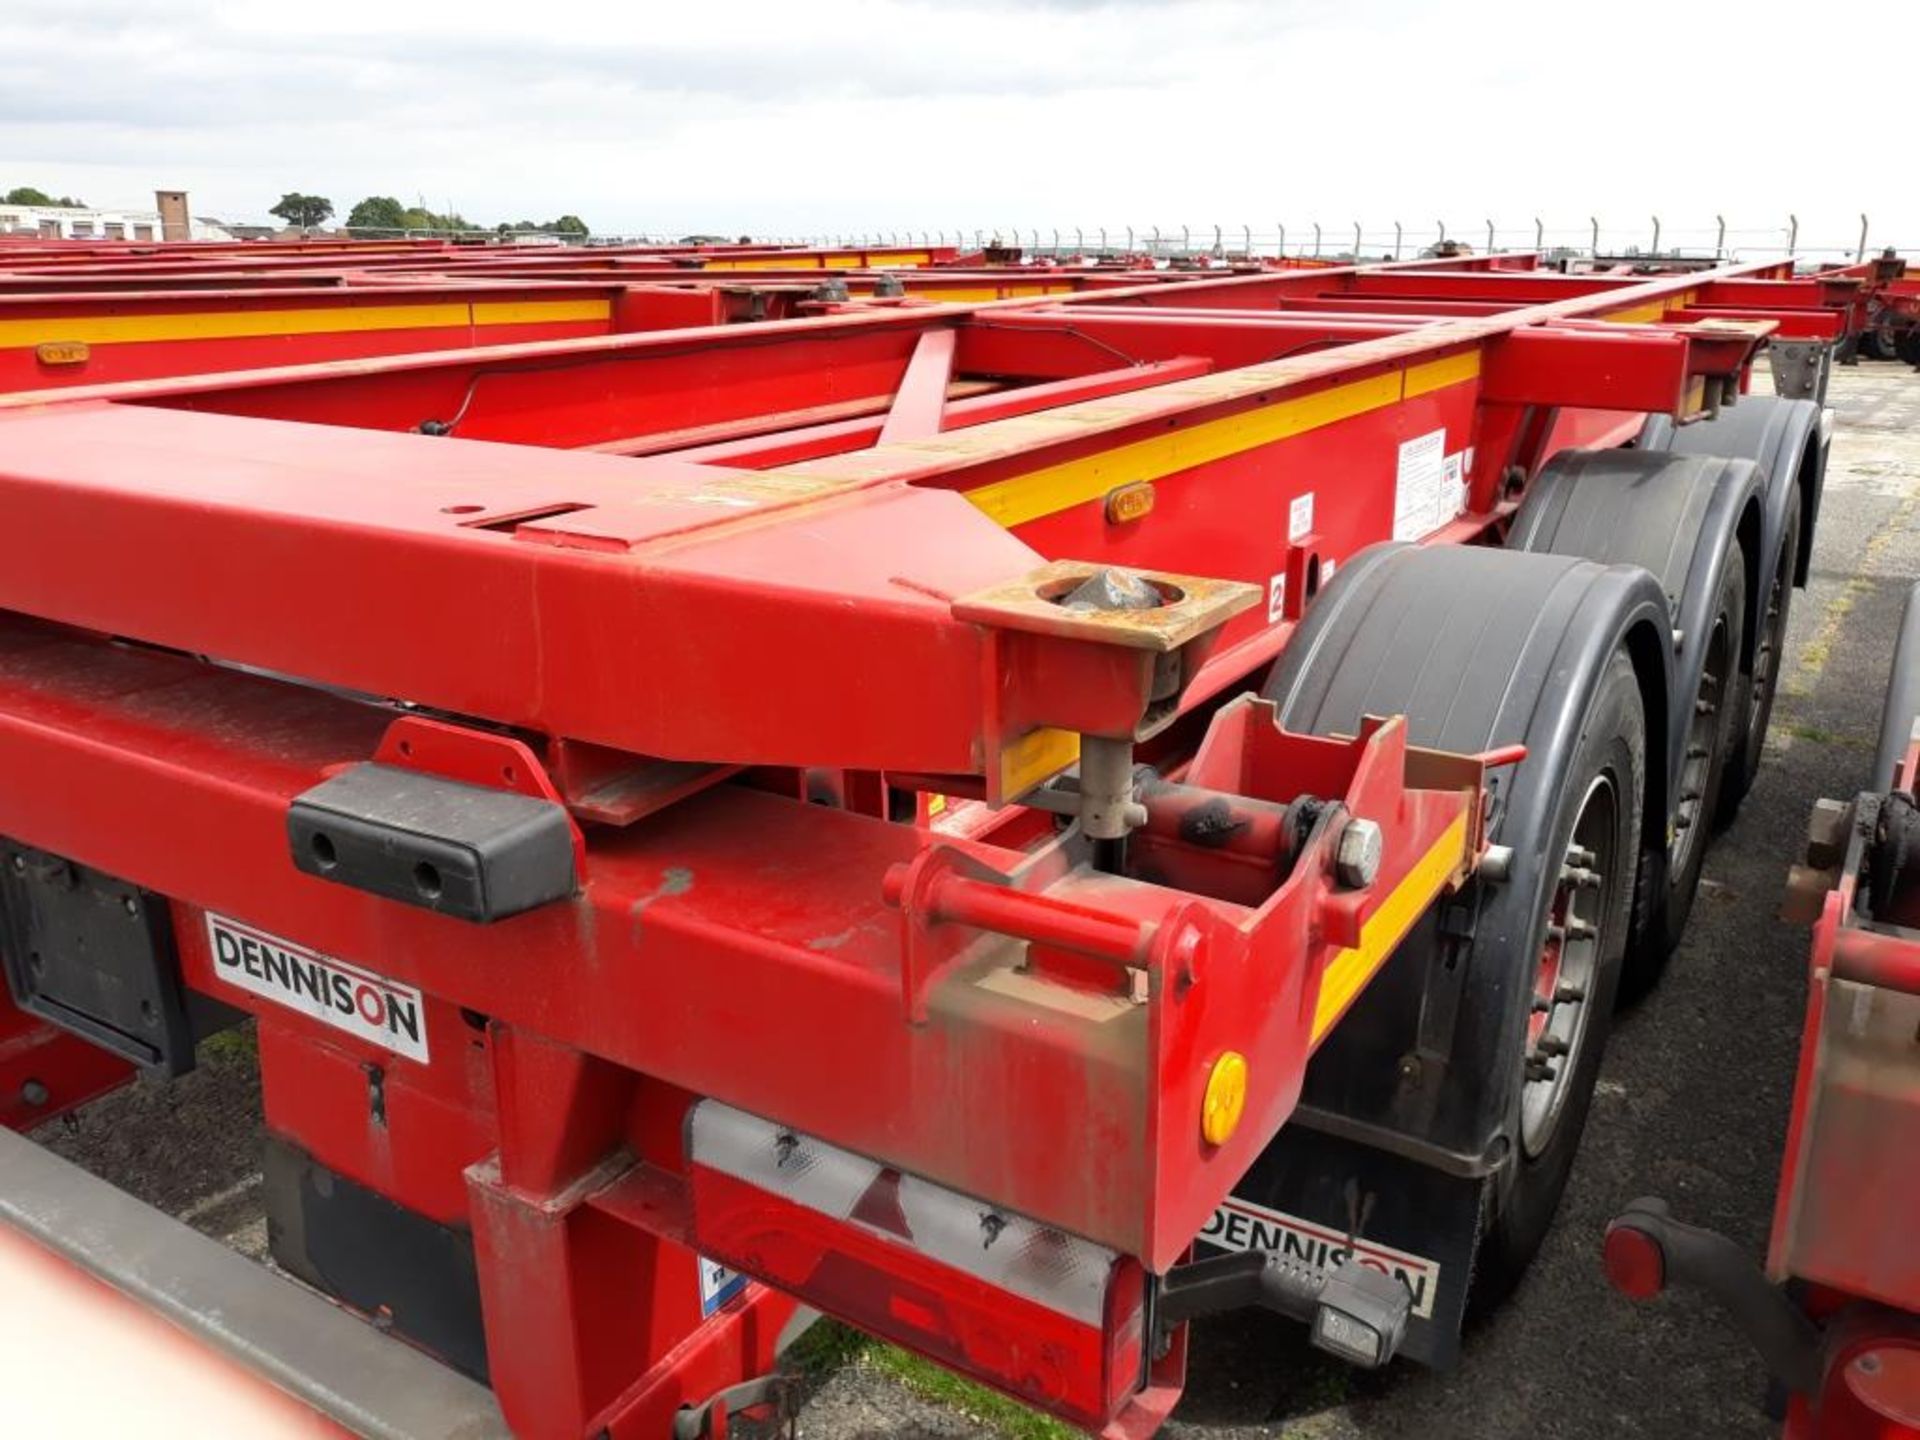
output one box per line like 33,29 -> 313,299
1858,327 -> 1891,361
1719,486 -> 1799,820
1472,648 -> 1645,1306
1899,329 -> 1920,369
1628,542 -> 1743,992
1257,544 -> 1670,1327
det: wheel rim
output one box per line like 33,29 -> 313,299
1521,773 -> 1619,1158
1671,611 -> 1732,878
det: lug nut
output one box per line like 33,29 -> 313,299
1478,844 -> 1515,882
1335,818 -> 1383,889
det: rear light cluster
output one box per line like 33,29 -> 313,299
1602,1220 -> 1668,1299
687,1100 -> 1147,1429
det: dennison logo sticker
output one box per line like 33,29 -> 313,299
1200,1196 -> 1441,1319
206,913 -> 428,1061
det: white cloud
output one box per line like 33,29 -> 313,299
2,0 -> 1912,256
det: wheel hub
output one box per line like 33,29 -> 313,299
1522,775 -> 1618,1158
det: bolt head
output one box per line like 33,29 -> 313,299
20,1079 -> 49,1108
1335,818 -> 1384,889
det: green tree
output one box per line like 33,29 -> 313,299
345,195 -> 407,234
549,214 -> 589,237
268,192 -> 334,229
5,186 -> 83,207
396,206 -> 471,235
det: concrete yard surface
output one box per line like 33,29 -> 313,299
30,358 -> 1920,1440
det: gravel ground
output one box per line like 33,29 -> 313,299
29,358 -> 1920,1439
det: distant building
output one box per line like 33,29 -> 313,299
198,219 -> 279,242
155,189 -> 190,242
0,188 -> 233,243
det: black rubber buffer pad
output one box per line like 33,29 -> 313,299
289,763 -> 575,923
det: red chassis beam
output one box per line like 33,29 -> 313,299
0,260 -> 1828,778
0,272 -> 1116,394
0,612 -> 1484,1436
0,282 -> 632,391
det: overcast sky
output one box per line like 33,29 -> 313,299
4,0 -> 1913,256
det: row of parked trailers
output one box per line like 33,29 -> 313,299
0,235 -> 1913,1439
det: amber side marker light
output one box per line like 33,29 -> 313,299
1104,481 -> 1156,525
1202,1050 -> 1248,1146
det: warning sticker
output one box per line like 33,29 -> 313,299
1288,491 -> 1315,543
206,914 -> 428,1062
1199,1195 -> 1442,1319
1392,429 -> 1449,541
698,1255 -> 749,1317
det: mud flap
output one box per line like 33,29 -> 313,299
1198,1125 -> 1485,1369
263,1133 -> 490,1382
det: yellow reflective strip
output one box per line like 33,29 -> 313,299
468,300 -> 612,327
1403,351 -> 1480,398
912,284 -> 1062,302
999,726 -> 1081,799
1600,301 -> 1667,324
966,355 -> 1482,529
1311,812 -> 1471,1044
967,352 -> 1492,530
0,299 -> 610,347
966,373 -> 1397,529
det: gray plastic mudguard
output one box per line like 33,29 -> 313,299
1261,542 -> 1673,1168
1511,449 -> 1762,819
1638,394 -> 1826,590
1231,543 -> 1672,1364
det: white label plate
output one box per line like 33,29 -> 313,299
1200,1195 -> 1441,1319
206,913 -> 429,1061
1289,491 -> 1315,543
698,1255 -> 749,1317
1392,429 -> 1448,542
